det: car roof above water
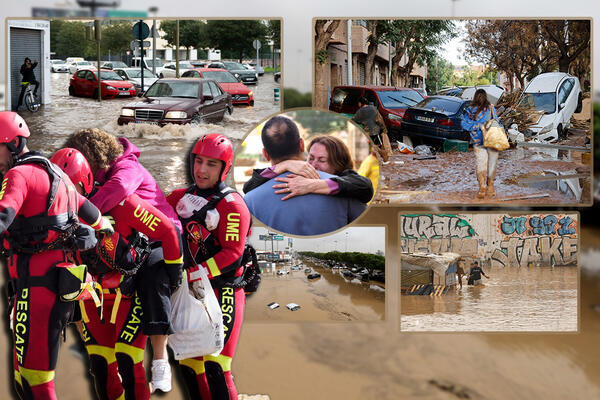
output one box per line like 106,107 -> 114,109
524,72 -> 571,93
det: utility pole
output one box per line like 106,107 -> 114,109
150,7 -> 158,76
94,20 -> 101,101
175,20 -> 180,78
347,19 -> 353,85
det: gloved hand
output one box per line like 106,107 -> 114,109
97,216 -> 115,236
166,262 -> 183,290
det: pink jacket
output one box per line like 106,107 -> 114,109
90,137 -> 182,232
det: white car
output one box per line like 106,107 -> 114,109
113,68 -> 158,94
159,61 -> 193,78
461,85 -> 505,105
517,72 -> 583,142
50,59 -> 69,73
69,60 -> 95,74
244,63 -> 264,76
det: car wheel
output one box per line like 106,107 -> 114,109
68,86 -> 76,96
227,106 -> 233,115
575,92 -> 583,113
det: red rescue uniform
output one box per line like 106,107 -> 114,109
1,154 -> 104,400
79,193 -> 182,400
168,183 -> 251,400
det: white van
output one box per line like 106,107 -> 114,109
130,57 -> 163,76
66,57 -> 84,64
518,72 -> 582,142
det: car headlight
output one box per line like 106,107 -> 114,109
105,85 -> 116,90
165,111 -> 188,119
234,73 -> 240,78
539,123 -> 554,134
248,91 -> 253,97
121,108 -> 134,117
255,73 -> 258,79
388,113 -> 402,121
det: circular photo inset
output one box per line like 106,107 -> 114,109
234,108 -> 379,236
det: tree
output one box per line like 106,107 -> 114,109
383,20 -> 456,87
203,20 -> 268,62
52,21 -> 91,60
314,19 -> 341,109
541,20 -> 590,78
265,19 -> 281,49
364,20 -> 382,85
425,55 -> 454,93
289,109 -> 346,134
159,20 -> 207,59
100,21 -> 134,58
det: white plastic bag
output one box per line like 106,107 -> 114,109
176,193 -> 220,230
168,269 -> 224,359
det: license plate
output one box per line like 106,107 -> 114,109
119,92 -> 130,96
416,116 -> 434,123
135,121 -> 158,125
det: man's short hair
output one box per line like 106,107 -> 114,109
261,116 -> 301,161
358,96 -> 368,105
473,261 -> 479,266
24,57 -> 31,63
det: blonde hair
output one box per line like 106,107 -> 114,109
65,128 -> 123,172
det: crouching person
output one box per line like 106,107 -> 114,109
51,148 -> 183,399
167,134 -> 252,400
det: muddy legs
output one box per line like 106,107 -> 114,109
474,146 -> 488,198
486,149 -> 499,197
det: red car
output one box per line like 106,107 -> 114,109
69,68 -> 136,99
182,68 -> 254,106
329,85 -> 424,137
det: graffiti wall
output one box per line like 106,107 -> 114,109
400,213 -> 578,267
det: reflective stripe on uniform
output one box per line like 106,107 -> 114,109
110,289 -> 122,324
164,256 -> 184,264
79,300 -> 90,324
115,342 -> 144,364
18,367 -> 55,387
179,358 -> 205,375
89,213 -> 103,229
205,257 -> 221,277
204,354 -> 232,372
86,344 -> 117,364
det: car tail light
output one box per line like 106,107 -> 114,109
437,118 -> 453,126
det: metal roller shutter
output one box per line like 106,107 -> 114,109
10,28 -> 43,107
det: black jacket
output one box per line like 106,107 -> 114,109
20,62 -> 38,83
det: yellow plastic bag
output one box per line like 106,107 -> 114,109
482,119 -> 509,151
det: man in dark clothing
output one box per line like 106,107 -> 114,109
467,261 -> 489,286
16,57 -> 39,110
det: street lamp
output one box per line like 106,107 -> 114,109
149,6 -> 159,76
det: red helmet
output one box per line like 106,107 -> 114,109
50,148 -> 94,196
191,133 -> 234,182
0,112 -> 30,144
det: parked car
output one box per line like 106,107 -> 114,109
159,61 -> 194,78
113,67 -> 158,94
460,84 -> 505,105
50,59 -> 69,73
210,61 -> 258,85
182,68 -> 254,106
65,57 -> 84,65
130,57 -> 164,75
69,68 -> 136,99
69,60 -> 94,74
329,85 -> 424,137
394,95 -> 471,143
101,61 -> 128,70
190,60 -> 209,68
117,78 -> 232,126
244,63 -> 265,76
516,72 -> 582,142
435,86 -> 465,97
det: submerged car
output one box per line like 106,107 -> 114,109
50,59 -> 69,73
209,61 -> 258,85
117,78 -> 232,126
329,85 -> 424,137
69,68 -> 136,99
159,61 -> 194,78
113,67 -> 158,94
394,95 -> 471,143
101,61 -> 128,70
516,72 -> 582,142
182,68 -> 254,106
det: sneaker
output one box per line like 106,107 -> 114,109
151,359 -> 172,393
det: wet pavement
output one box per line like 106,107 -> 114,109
376,107 -> 592,205
401,265 -> 578,331
245,259 -> 385,322
20,71 -> 281,193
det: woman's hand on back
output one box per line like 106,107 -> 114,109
273,160 -> 320,179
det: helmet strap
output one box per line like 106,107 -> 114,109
6,137 -> 26,164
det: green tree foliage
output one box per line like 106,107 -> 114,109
426,55 -> 454,93
159,20 -> 207,59
265,20 -> 281,49
204,20 -> 268,61
100,21 -> 134,56
283,88 -> 312,109
298,251 -> 385,272
51,21 -> 91,59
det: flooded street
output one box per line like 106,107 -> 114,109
21,72 -> 281,192
401,265 -> 578,331
245,260 -> 385,322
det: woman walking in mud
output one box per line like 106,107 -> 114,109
461,89 -> 500,199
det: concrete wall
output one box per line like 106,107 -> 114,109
400,213 -> 578,267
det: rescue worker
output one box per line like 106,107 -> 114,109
0,112 -> 113,400
64,128 -> 182,390
51,147 -> 183,399
167,134 -> 252,400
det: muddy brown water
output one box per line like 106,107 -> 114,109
401,265 -> 578,331
245,260 -> 385,322
21,72 -> 281,193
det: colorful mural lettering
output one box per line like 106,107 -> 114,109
490,236 -> 578,267
498,215 -> 577,237
401,214 -> 475,239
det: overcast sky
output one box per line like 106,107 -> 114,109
0,0 -> 598,94
248,226 -> 385,254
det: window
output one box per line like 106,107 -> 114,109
202,82 -> 212,98
209,81 -> 223,97
558,78 -> 574,106
364,90 -> 379,107
77,70 -> 87,78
